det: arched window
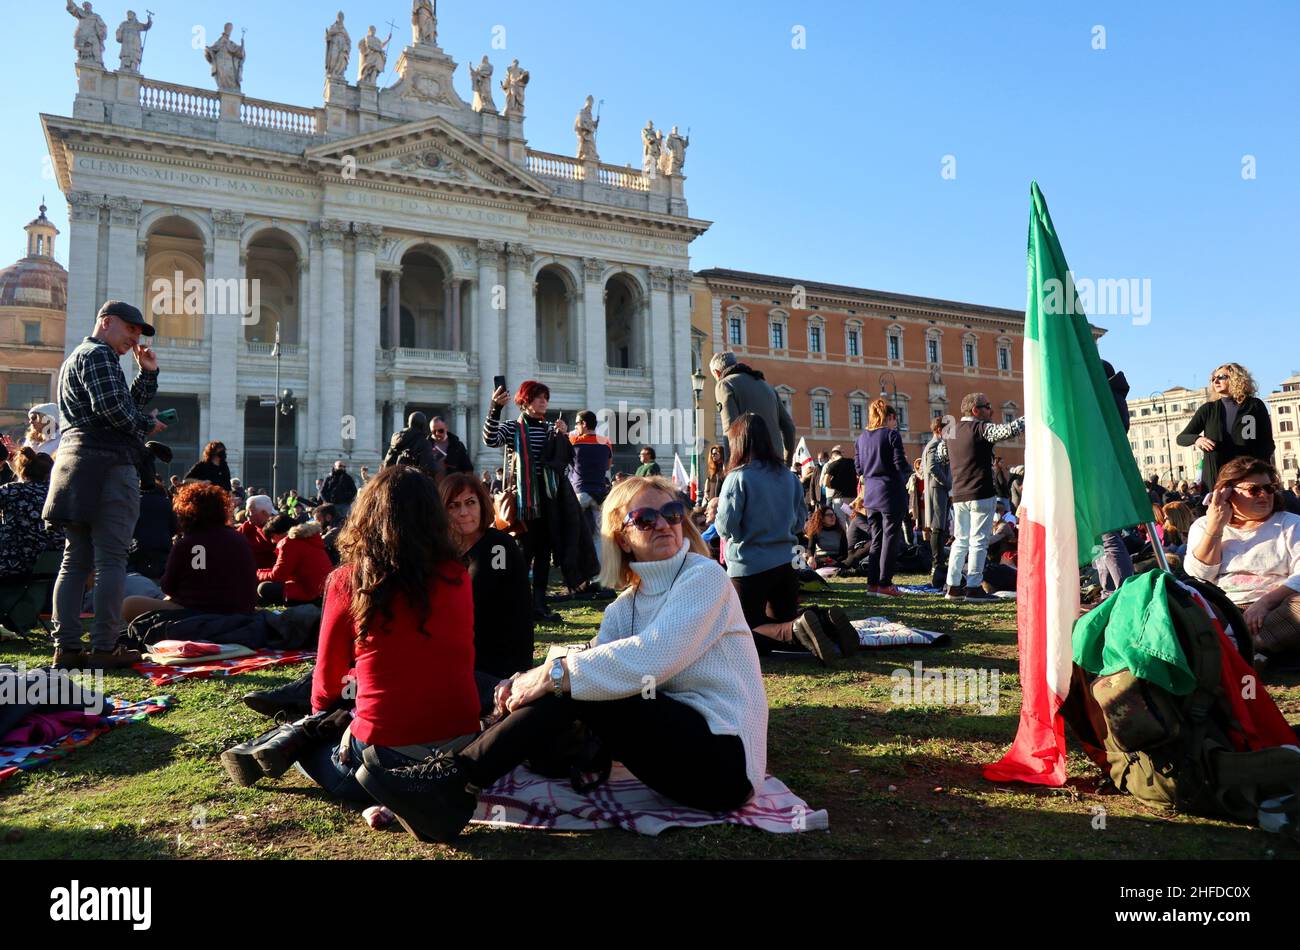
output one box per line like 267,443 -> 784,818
893,393 -> 911,433
807,315 -> 825,355
775,384 -> 795,419
845,319 -> 863,359
886,323 -> 904,365
769,310 -> 789,352
925,328 -> 943,367
726,305 -> 748,348
810,387 -> 832,431
848,389 -> 869,433
997,336 -> 1013,373
962,332 -> 979,370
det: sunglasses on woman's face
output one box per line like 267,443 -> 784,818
1212,375 -> 1230,383
1232,483 -> 1277,498
623,501 -> 687,531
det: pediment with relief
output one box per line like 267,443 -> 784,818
305,116 -> 550,198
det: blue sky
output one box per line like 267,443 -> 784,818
6,0 -> 1297,396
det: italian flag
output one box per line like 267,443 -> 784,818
983,183 -> 1151,786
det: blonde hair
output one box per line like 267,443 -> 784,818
867,398 -> 895,431
1210,363 -> 1257,404
597,476 -> 709,591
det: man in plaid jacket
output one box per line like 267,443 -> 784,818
44,301 -> 167,669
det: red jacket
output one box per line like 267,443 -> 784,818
257,523 -> 333,602
311,564 -> 480,747
236,519 -> 277,570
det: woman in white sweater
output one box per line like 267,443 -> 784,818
1185,458 -> 1300,654
356,475 -> 769,843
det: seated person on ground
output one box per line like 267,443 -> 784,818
0,448 -> 64,578
123,482 -> 257,622
1185,458 -> 1300,659
439,472 -> 535,715
256,514 -> 334,607
259,465 -> 481,803
313,503 -> 343,567
236,495 -> 278,570
353,475 -> 771,842
130,474 -> 177,581
1161,500 -> 1195,557
986,503 -> 1018,564
803,504 -> 848,568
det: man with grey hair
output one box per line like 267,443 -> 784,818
710,351 -> 797,467
236,493 -> 278,569
939,391 -> 1024,601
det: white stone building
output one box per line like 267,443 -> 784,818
1125,387 -> 1209,486
1266,372 -> 1300,487
41,9 -> 708,488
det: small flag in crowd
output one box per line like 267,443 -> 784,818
689,455 -> 698,501
983,182 -> 1152,787
792,437 -> 812,468
672,453 -> 690,492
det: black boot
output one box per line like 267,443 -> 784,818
252,710 -> 346,778
243,668 -> 316,719
221,724 -> 290,787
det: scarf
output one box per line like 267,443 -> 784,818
513,414 -> 556,522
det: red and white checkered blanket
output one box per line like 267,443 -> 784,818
465,764 -> 829,836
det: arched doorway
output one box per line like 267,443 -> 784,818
396,249 -> 447,349
605,273 -> 643,370
244,230 -> 301,343
535,266 -> 576,364
143,216 -> 206,341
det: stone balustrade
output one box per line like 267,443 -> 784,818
240,97 -> 321,136
526,150 -> 651,193
139,78 -> 220,119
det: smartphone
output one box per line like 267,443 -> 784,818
493,375 -> 507,393
156,408 -> 179,425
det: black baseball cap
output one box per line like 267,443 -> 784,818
98,300 -> 155,336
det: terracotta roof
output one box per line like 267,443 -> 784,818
0,256 -> 67,311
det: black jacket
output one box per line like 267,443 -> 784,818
320,469 -> 358,505
540,434 -> 601,589
1176,396 -> 1274,489
185,459 -> 232,491
436,432 -> 474,474
384,427 -> 444,480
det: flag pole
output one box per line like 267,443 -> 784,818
1145,521 -> 1172,573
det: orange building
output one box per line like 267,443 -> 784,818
0,204 -> 67,438
694,269 -> 1030,465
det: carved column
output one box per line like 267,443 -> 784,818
304,223 -> 323,466
386,270 -> 402,349
351,223 -> 383,465
476,240 -> 504,427
105,197 -> 144,384
582,257 -> 608,418
317,219 -> 349,458
505,243 -> 536,385
648,266 -> 674,455
450,278 -> 464,352
209,209 -> 245,471
64,192 -> 104,354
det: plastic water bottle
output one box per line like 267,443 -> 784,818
1259,795 -> 1295,834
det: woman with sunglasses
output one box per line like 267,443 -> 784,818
1176,363 -> 1275,494
1185,458 -> 1300,658
714,413 -> 852,663
353,475 -> 768,842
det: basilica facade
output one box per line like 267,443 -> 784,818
44,5 -> 707,487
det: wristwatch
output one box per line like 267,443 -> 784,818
549,658 -> 566,697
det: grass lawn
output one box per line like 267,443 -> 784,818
3,573 -> 1298,861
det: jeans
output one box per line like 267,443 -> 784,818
51,464 -> 140,652
825,493 -> 850,532
296,733 -> 426,805
1092,531 -> 1134,597
575,490 -> 603,566
946,497 -> 997,589
929,529 -> 947,588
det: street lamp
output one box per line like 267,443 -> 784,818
691,368 -> 706,504
270,322 -> 296,500
1150,389 -> 1174,487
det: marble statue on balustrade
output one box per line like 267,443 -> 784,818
324,12 -> 351,80
357,26 -> 392,85
642,120 -> 663,175
660,126 -> 690,176
66,0 -> 107,67
469,56 -> 497,114
575,95 -> 600,162
501,59 -> 529,118
205,22 -> 245,92
115,10 -> 152,73
412,0 -> 437,46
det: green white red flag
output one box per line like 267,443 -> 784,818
983,182 -> 1151,786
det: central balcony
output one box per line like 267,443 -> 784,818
380,347 -> 477,378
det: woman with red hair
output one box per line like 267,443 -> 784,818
483,380 -> 598,622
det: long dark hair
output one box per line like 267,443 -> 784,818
336,465 -> 462,640
725,413 -> 783,475
706,443 -> 726,480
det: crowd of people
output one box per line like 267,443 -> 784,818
16,296 -> 1300,843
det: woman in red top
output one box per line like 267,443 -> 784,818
255,514 -> 334,606
294,465 -> 482,804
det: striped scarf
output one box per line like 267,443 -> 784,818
513,414 -> 556,522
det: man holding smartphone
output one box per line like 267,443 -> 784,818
44,300 -> 167,669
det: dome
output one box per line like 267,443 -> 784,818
0,201 -> 66,312
0,256 -> 67,311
